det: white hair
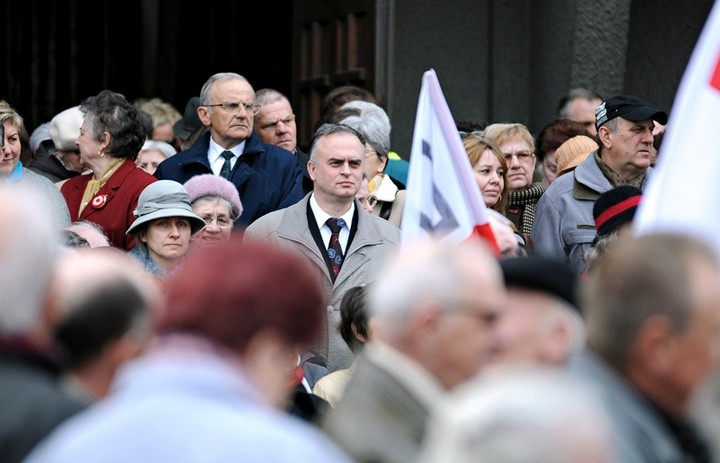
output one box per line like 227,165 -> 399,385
140,140 -> 177,159
0,185 -> 61,335
420,367 -> 615,463
368,239 -> 499,332
338,100 -> 391,156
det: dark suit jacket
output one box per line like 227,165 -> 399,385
154,131 -> 305,226
296,147 -> 313,194
0,344 -> 86,463
60,159 -> 156,250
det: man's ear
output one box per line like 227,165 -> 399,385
197,107 -> 212,127
597,125 -> 613,150
307,160 -> 317,182
630,314 -> 677,376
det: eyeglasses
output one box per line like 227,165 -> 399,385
459,130 -> 485,139
201,215 -> 233,228
503,151 -> 535,162
203,101 -> 261,116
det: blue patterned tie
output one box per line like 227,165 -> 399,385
326,218 -> 346,280
219,150 -> 234,179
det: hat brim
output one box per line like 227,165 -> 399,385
126,208 -> 207,236
557,153 -> 591,176
619,107 -> 668,125
173,120 -> 194,140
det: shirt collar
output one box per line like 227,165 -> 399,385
309,193 -> 355,231
208,138 -> 246,164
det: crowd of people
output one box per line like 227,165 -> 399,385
1,71 -> 718,463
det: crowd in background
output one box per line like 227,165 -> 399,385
1,71 -> 718,463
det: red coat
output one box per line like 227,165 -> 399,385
61,159 -> 156,250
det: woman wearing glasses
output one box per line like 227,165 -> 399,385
484,123 -> 545,241
334,100 -> 405,227
184,174 -> 243,248
60,90 -> 157,250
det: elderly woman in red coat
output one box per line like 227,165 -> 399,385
61,90 -> 156,250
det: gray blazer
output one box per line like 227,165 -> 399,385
244,194 -> 400,371
322,351 -> 429,463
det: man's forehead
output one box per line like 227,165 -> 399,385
317,132 -> 364,154
213,79 -> 254,97
617,117 -> 655,128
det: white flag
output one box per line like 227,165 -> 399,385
401,70 -> 498,254
634,0 -> 720,256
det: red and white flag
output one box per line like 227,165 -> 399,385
634,0 -> 720,256
401,69 -> 499,254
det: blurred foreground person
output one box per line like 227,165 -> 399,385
494,256 -> 585,366
0,185 -> 85,463
420,367 -> 615,463
52,249 -> 159,402
574,233 -> 720,462
323,239 -> 507,462
26,239 -> 351,463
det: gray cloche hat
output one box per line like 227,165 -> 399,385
126,180 -> 207,236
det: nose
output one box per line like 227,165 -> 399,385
205,218 -> 220,232
489,172 -> 501,184
507,155 -> 521,169
642,128 -> 654,145
276,122 -> 289,134
169,224 -> 180,237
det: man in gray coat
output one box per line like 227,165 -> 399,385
572,233 -> 718,462
244,123 -> 400,372
531,95 -> 667,274
322,238 -> 507,463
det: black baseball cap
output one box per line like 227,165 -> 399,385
595,95 -> 667,130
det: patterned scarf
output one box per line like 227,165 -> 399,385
594,152 -> 646,189
508,182 -> 547,236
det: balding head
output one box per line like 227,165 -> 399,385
369,239 -> 507,389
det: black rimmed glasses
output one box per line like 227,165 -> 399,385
203,101 -> 261,116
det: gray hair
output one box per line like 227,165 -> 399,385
0,185 -> 60,335
199,73 -> 252,106
140,140 -> 177,159
337,100 -> 391,157
309,123 -> 366,164
420,368 -> 614,463
558,88 -> 602,119
368,239 -> 499,333
255,88 -> 288,108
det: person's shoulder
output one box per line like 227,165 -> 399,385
361,208 -> 401,243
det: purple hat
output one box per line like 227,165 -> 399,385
184,174 -> 243,219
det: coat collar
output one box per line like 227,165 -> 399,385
275,194 -> 388,285
78,159 -> 139,218
178,131 -> 265,169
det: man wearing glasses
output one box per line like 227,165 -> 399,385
532,95 -> 667,274
155,73 -> 304,226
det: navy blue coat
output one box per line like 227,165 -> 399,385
155,131 -> 305,226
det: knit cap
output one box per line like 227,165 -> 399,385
593,185 -> 642,238
556,135 -> 598,176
